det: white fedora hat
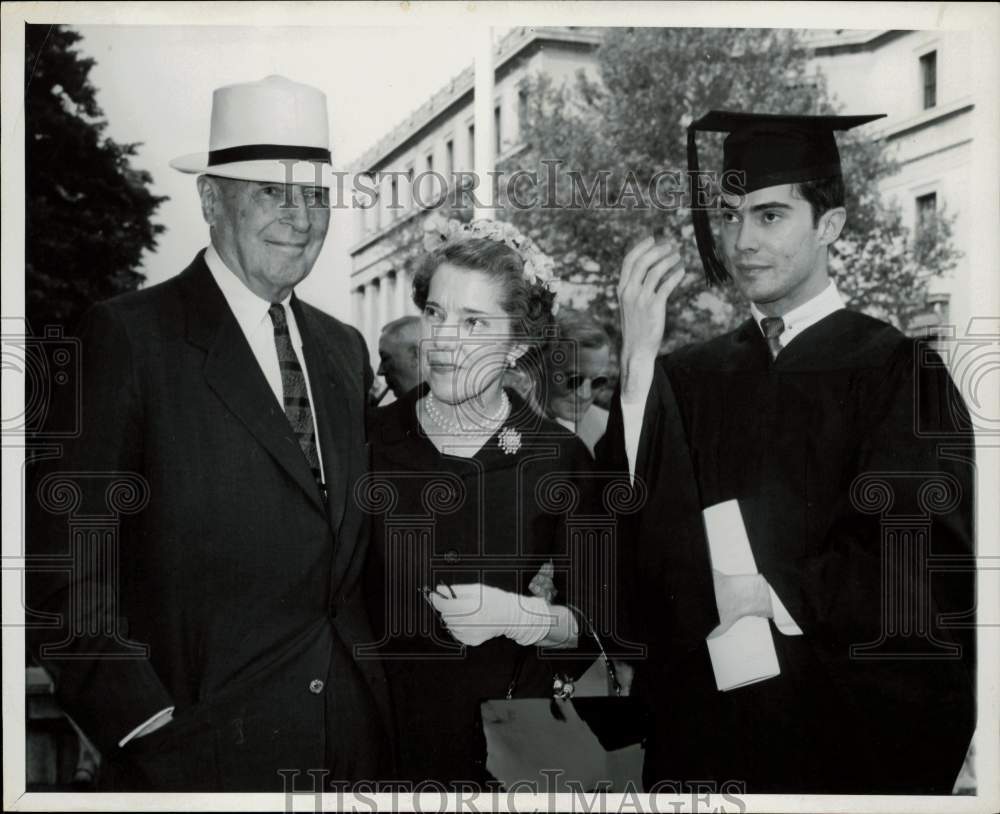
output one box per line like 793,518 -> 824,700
170,75 -> 333,187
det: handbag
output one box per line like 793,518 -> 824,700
479,607 -> 650,793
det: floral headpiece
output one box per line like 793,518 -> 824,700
421,214 -> 556,289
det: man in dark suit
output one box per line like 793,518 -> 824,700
604,111 -> 975,793
27,75 -> 391,791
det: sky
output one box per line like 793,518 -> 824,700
73,24 -> 487,321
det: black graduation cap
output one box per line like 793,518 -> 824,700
687,111 -> 886,285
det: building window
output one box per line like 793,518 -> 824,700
920,51 -> 937,110
445,139 -> 453,181
468,123 -> 475,167
916,191 -> 937,234
405,166 -> 414,210
494,104 -> 502,154
390,176 -> 399,220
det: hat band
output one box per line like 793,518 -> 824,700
207,144 -> 331,166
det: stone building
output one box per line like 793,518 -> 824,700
806,28 -> 978,337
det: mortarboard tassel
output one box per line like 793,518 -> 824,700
687,124 -> 730,287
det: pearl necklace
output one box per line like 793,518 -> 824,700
424,391 -> 510,435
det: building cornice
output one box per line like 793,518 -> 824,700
347,26 -> 602,175
803,29 -> 904,54
874,96 -> 975,142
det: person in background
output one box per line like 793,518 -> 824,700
376,315 -> 423,403
543,309 -> 612,457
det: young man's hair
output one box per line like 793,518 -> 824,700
795,174 -> 845,226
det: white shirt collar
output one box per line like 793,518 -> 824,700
204,243 -> 292,333
750,281 -> 845,346
554,415 -> 575,433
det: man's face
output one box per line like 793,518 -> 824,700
545,343 -> 611,423
719,183 -> 841,316
377,330 -> 420,398
199,176 -> 330,302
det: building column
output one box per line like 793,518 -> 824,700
351,285 -> 365,332
377,272 -> 393,333
394,269 -> 411,318
365,279 -> 380,359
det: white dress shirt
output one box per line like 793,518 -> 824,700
749,281 -> 845,354
119,245 -> 327,746
204,244 -> 325,483
619,282 -> 846,638
555,404 -> 610,457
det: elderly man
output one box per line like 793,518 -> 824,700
604,111 -> 975,793
28,76 -> 390,791
376,315 -> 422,402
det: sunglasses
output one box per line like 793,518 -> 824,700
561,373 -> 609,392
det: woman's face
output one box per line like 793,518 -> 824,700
421,262 -> 522,407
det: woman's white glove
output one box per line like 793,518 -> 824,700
428,583 -> 554,647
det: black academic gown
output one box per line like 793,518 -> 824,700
600,309 -> 975,794
363,386 -> 603,787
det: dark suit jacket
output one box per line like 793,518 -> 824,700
27,251 -> 392,791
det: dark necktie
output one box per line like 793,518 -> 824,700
268,304 -> 322,487
760,316 -> 785,358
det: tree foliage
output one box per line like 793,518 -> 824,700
502,28 -> 959,349
25,24 -> 168,332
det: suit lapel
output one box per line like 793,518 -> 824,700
292,297 -> 354,534
178,255 -> 325,513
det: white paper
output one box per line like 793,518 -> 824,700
702,500 -> 781,691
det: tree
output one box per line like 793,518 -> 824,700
502,28 -> 959,350
25,24 -> 168,333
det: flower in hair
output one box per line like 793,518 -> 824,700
422,214 -> 556,289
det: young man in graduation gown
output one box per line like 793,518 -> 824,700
600,112 -> 976,794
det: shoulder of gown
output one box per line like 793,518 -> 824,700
659,309 -> 914,374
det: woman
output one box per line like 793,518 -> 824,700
362,223 -> 599,787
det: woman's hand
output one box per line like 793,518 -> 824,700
428,583 -> 553,647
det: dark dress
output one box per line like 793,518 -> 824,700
600,309 -> 976,794
363,386 -> 601,786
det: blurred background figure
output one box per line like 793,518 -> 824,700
375,315 -> 423,405
502,353 -> 545,417
543,309 -> 612,456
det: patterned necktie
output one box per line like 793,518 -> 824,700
268,304 -> 322,487
760,316 -> 785,358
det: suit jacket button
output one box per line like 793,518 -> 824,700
309,679 -> 324,694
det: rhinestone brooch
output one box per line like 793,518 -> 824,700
497,426 -> 522,455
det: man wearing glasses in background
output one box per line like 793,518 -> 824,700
543,309 -> 613,458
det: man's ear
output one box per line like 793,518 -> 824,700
196,175 -> 219,226
817,206 -> 846,247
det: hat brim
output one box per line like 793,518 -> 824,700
170,153 -> 335,187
